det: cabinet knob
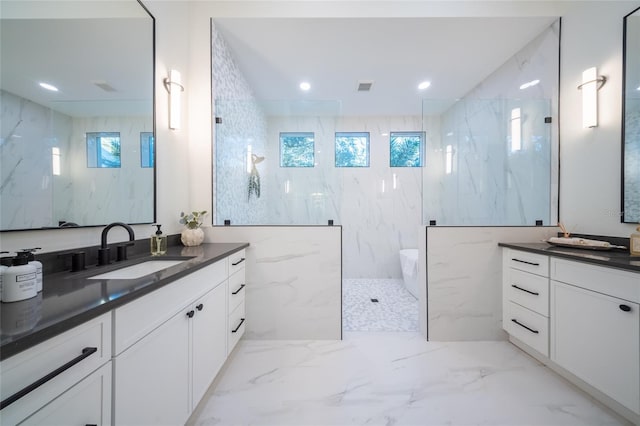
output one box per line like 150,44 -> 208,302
196,303 -> 204,311
619,304 -> 632,312
186,310 -> 195,318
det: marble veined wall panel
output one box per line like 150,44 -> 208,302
423,22 -> 559,227
61,116 -> 154,225
426,226 -> 558,341
206,226 -> 342,340
1,90 -> 70,229
265,115 -> 423,279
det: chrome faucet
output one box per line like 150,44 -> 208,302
98,222 -> 135,265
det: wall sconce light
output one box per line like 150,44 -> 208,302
163,69 -> 184,130
577,67 -> 607,128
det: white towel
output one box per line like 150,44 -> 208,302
547,237 -> 611,247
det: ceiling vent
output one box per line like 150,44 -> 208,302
357,80 -> 374,92
92,80 -> 117,92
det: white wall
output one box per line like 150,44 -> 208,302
559,1 -> 640,237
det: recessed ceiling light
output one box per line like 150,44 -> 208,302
299,82 -> 311,91
418,81 -> 431,90
637,85 -> 640,91
39,82 -> 59,92
519,79 -> 540,90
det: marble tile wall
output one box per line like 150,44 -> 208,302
206,226 -> 342,340
425,226 -> 558,341
0,90 -> 153,229
265,116 -> 424,279
212,24 -> 269,226
423,22 -> 560,227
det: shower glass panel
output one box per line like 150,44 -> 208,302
215,98 -> 556,227
422,98 -> 556,226
215,99 -> 344,225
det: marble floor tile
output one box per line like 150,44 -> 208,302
189,333 -> 628,426
342,279 -> 418,332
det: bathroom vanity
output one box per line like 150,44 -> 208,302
0,243 -> 248,426
500,242 -> 640,423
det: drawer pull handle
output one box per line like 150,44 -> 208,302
511,319 -> 539,334
232,318 -> 245,333
511,258 -> 539,267
620,304 -> 632,312
232,284 -> 246,295
0,347 -> 98,410
511,284 -> 539,296
186,310 -> 195,318
232,257 -> 246,266
196,304 -> 204,311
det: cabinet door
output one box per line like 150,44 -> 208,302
551,281 -> 640,413
191,282 -> 227,408
114,310 -> 190,426
19,361 -> 111,426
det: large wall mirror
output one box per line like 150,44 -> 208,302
623,6 -> 640,223
0,0 -> 155,231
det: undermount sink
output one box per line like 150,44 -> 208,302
88,259 -> 188,280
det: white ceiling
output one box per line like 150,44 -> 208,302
214,17 -> 558,116
1,15 -> 152,117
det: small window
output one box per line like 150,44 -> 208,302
140,132 -> 154,168
390,131 -> 424,167
335,132 -> 369,167
86,132 -> 121,168
280,132 -> 315,167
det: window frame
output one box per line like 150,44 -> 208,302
86,132 -> 121,168
389,131 -> 425,168
279,132 -> 315,168
334,131 -> 370,168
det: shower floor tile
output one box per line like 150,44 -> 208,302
342,278 -> 418,332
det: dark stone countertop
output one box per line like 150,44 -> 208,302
0,242 -> 249,361
498,242 -> 640,273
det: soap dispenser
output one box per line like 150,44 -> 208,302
631,226 -> 640,257
3,252 -> 37,303
21,248 -> 43,292
150,224 -> 167,256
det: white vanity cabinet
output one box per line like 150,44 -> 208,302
0,313 -> 112,426
113,260 -> 228,426
502,249 -> 550,356
501,247 -> 640,422
550,258 -> 640,414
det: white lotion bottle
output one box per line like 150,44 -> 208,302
3,252 -> 37,303
0,251 -> 9,302
22,248 -> 43,292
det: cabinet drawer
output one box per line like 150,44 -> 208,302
504,301 -> 549,356
507,250 -> 549,277
19,361 -> 111,426
228,269 -> 246,313
228,304 -> 245,355
551,258 -> 640,303
229,249 -> 246,276
0,313 -> 111,426
113,260 -> 226,355
506,269 -> 549,316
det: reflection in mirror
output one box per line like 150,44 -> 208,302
623,7 -> 640,223
0,0 -> 155,231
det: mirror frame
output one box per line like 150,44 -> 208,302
622,5 -> 640,223
0,0 -> 157,232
